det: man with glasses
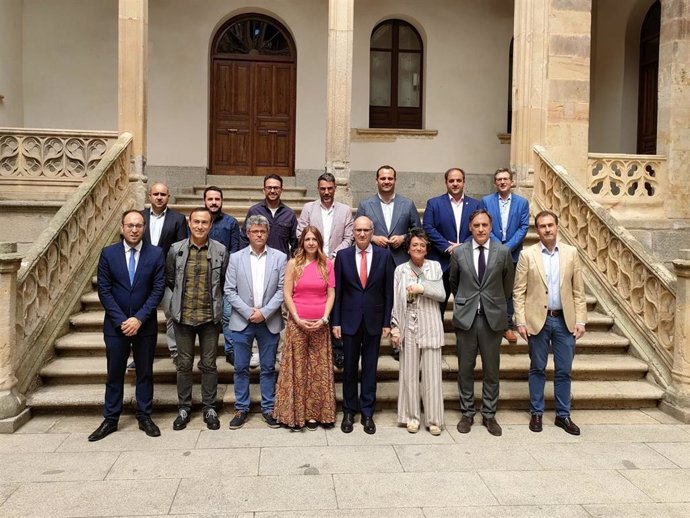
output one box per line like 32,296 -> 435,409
332,216 -> 394,435
481,168 -> 529,344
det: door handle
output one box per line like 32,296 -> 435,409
226,129 -> 238,133
267,129 -> 278,134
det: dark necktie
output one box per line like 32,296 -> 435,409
477,245 -> 485,283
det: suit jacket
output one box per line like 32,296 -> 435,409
513,241 -> 587,335
97,241 -> 166,337
449,239 -> 514,332
224,245 -> 287,334
423,193 -> 481,271
355,193 -> 421,265
332,245 -> 394,335
166,238 -> 229,324
142,207 -> 188,256
297,200 -> 353,259
480,192 -> 529,263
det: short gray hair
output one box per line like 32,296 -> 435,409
246,214 -> 270,233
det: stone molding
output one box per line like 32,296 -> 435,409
534,145 -> 675,387
13,133 -> 134,393
351,128 -> 439,142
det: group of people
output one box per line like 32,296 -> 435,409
87,165 -> 587,443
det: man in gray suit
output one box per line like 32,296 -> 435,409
355,165 -> 421,267
356,164 -> 420,361
449,209 -> 514,436
224,215 -> 287,429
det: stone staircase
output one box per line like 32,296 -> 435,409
26,177 -> 665,413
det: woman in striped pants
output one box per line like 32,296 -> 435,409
390,228 -> 446,435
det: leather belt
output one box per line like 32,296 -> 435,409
546,309 -> 563,317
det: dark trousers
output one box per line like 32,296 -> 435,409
103,333 -> 157,422
174,321 -> 220,411
441,268 -> 452,316
342,322 -> 382,417
455,312 -> 502,418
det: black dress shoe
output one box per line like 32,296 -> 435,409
138,417 -> 161,437
88,420 -> 118,442
391,348 -> 400,361
456,415 -> 473,434
482,416 -> 502,437
555,416 -> 581,436
361,415 -> 376,435
173,409 -> 191,431
529,414 -> 543,433
333,351 -> 344,370
341,412 -> 355,433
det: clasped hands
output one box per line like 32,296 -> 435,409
372,235 -> 404,249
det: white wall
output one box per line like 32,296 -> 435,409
148,0 -> 328,170
22,0 -> 117,130
0,0 -> 24,126
350,0 -> 514,176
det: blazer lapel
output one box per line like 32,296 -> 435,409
366,248 -> 381,289
370,199 -> 388,234
262,249 -> 273,295
441,196 -> 458,240
462,245 -> 479,285
242,249 -> 253,295
388,198 -> 403,235
533,246 -> 547,286
483,243 -> 499,286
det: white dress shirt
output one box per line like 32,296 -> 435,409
472,239 -> 490,310
320,203 -> 334,256
123,240 -> 143,271
498,194 -> 511,241
540,242 -> 562,310
378,193 -> 395,233
354,243 -> 373,278
250,247 -> 267,307
148,209 -> 167,247
449,194 -> 464,243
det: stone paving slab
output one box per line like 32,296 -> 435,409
259,445 -> 402,475
57,429 -> 200,452
571,424 -> 690,443
0,432 -> 68,453
333,472 -> 497,508
524,442 -> 680,470
195,428 -> 328,448
0,479 -> 179,516
171,476 -> 337,513
647,441 -> 690,468
107,448 -> 260,479
394,443 -> 540,472
620,469 -> 690,502
255,510 -> 424,517
446,422 -> 582,444
582,503 -> 690,517
0,484 -> 18,507
0,451 -> 119,483
325,426 -> 455,446
480,469 -> 653,505
423,505 -> 590,517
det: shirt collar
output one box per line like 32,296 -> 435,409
320,202 -> 334,212
150,207 -> 167,218
188,239 -> 209,251
498,193 -> 512,203
250,246 -> 267,258
472,239 -> 490,250
356,243 -> 373,254
539,241 -> 559,255
378,193 -> 396,204
448,194 -> 464,205
124,240 -> 143,253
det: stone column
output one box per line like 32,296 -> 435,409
118,0 -> 148,208
0,243 -> 29,432
657,0 -> 690,219
511,0 -> 591,188
325,0 -> 354,206
661,249 -> 690,422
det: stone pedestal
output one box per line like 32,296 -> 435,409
325,0 -> 354,206
118,0 -> 148,208
511,0 -> 591,186
661,249 -> 690,422
0,242 -> 28,432
657,0 -> 690,220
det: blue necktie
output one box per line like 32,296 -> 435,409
128,248 -> 136,285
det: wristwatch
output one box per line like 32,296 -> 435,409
321,316 -> 330,325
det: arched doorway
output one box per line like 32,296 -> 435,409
209,15 -> 296,176
637,1 -> 660,154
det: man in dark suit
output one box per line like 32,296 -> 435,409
142,182 -> 188,362
332,216 -> 394,435
423,167 -> 481,312
449,209 -> 514,437
481,168 -> 530,343
89,210 -> 165,442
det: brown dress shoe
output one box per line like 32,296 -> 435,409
504,329 -> 518,343
456,415 -> 473,434
529,414 -> 543,432
482,416 -> 503,436
555,416 -> 581,436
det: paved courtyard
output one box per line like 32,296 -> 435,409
0,408 -> 689,517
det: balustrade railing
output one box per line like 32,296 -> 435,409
534,145 -> 676,385
13,132 -> 134,391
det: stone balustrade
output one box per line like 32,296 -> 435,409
534,145 -> 676,387
587,153 -> 666,218
12,132 -> 135,396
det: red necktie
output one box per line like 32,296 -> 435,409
359,249 -> 368,287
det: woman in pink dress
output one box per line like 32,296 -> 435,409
274,226 -> 336,430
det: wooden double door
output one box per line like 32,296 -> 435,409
210,58 -> 295,176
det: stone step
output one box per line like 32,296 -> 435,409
174,193 -> 312,206
54,330 -> 630,357
38,352 -> 648,385
188,184 -> 308,197
26,379 -> 665,412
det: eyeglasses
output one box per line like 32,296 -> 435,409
264,186 -> 282,191
354,228 -> 373,233
123,224 -> 144,230
248,229 -> 268,235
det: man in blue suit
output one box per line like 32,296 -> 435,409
481,168 -> 530,343
89,210 -> 165,442
332,216 -> 394,435
423,167 -> 481,312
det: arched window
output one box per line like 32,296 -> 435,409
369,20 -> 423,129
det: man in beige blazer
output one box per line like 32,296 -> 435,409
513,210 -> 587,435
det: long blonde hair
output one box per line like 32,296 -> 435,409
294,226 -> 329,283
